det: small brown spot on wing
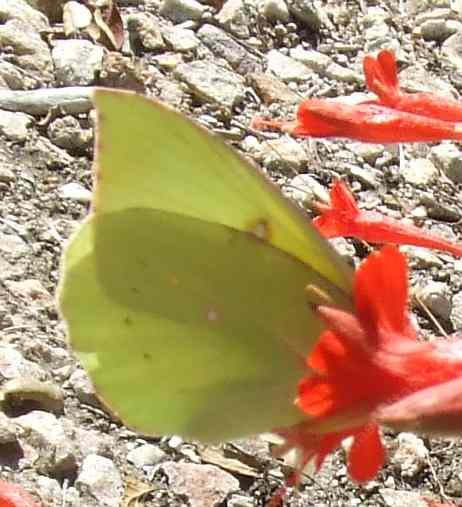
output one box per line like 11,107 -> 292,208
207,308 -> 219,322
247,218 -> 271,241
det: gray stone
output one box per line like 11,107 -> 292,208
127,444 -> 166,468
420,18 -> 461,41
162,26 -> 200,52
0,0 -> 49,31
0,19 -> 53,83
0,346 -> 44,380
288,0 -> 321,30
289,47 -> 330,73
266,49 -> 309,82
160,0 -> 206,23
0,110 -> 32,142
0,411 -> 20,444
14,410 -> 76,475
390,433 -> 428,479
0,61 -> 36,90
420,193 -> 461,222
127,13 -> 165,52
228,495 -> 255,507
415,7 -> 451,25
248,72 -> 299,104
217,0 -> 252,38
262,137 -> 307,172
451,290 -> 462,330
430,142 -> 462,183
58,182 -> 92,203
162,462 -> 239,507
362,6 -> 391,26
0,164 -> 15,182
4,278 -> 52,305
348,165 -> 378,188
401,245 -> 444,269
154,53 -> 183,71
289,173 -> 329,206
364,21 -> 390,42
0,230 -> 28,260
198,24 -> 262,74
47,116 -> 91,153
68,368 -> 98,406
350,142 -> 385,165
442,30 -> 462,70
325,62 -> 362,83
399,63 -> 456,96
174,60 -> 246,108
14,411 -> 66,447
380,489 -> 428,507
76,454 -> 123,507
401,158 -> 438,186
52,40 -> 104,86
260,0 -> 290,22
414,281 -> 452,321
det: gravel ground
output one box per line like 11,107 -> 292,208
2,0 -> 462,506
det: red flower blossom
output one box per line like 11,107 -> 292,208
0,480 -> 39,507
364,49 -> 462,122
313,179 -> 462,258
251,97 -> 462,143
272,246 -> 462,492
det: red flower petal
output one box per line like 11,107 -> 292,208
0,481 -> 39,507
348,424 -> 385,483
354,245 -> 411,341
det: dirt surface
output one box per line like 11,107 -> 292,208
2,0 -> 462,506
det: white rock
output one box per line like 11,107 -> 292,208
430,142 -> 462,183
174,60 -> 246,108
76,455 -> 123,507
289,47 -> 330,73
162,27 -> 200,52
63,1 -> 93,32
58,183 -> 92,203
0,0 -> 49,31
52,40 -> 104,86
127,444 -> 166,468
289,173 -> 329,206
266,49 -> 309,82
442,30 -> 462,70
262,136 -> 308,171
401,158 -> 438,186
380,488 -> 429,507
217,0 -> 251,38
47,116 -> 91,152
162,462 -> 239,507
391,433 -> 428,478
0,19 -> 53,81
0,110 -> 32,142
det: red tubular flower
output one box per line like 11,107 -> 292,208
313,179 -> 462,258
251,98 -> 462,143
0,481 -> 40,507
364,49 -> 462,122
272,246 -> 462,490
